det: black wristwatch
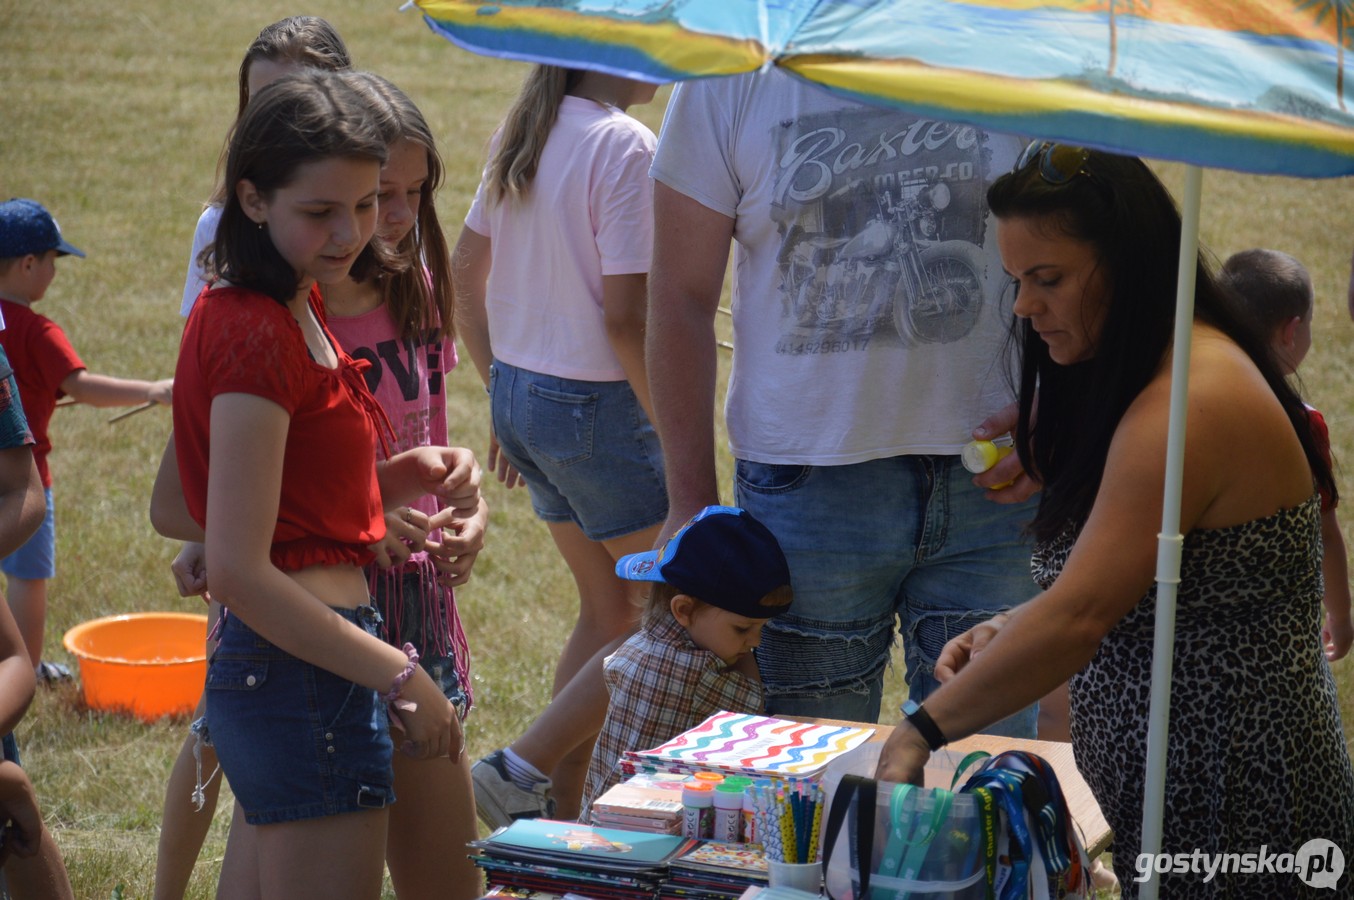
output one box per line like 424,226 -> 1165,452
902,699 -> 948,751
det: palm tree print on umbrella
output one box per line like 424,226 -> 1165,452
1298,0 -> 1354,110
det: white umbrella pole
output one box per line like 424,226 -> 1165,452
1138,164 -> 1203,900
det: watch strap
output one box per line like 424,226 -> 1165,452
904,700 -> 948,751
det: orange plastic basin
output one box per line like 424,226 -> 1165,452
62,612 -> 208,722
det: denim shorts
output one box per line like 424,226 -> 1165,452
0,487 -> 54,580
489,360 -> 667,540
371,567 -> 468,720
205,606 -> 395,825
736,455 -> 1040,737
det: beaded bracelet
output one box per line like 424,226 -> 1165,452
382,643 -> 420,704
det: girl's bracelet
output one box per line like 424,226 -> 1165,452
381,643 -> 420,703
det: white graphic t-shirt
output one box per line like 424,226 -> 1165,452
653,69 -> 1024,466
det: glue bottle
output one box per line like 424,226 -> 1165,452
961,434 -> 1015,488
713,783 -> 744,843
682,783 -> 714,839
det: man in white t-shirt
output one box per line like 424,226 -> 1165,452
647,68 -> 1039,734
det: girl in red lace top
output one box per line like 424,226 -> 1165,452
151,70 -> 481,898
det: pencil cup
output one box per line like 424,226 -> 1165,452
767,860 -> 823,894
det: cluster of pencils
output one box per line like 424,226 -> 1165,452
750,780 -> 823,864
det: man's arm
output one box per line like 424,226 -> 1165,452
647,182 -> 735,541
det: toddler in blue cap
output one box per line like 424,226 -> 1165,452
576,505 -> 792,823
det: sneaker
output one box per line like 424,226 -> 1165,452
35,661 -> 72,685
472,749 -> 555,829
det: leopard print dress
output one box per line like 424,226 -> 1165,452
1033,495 -> 1354,898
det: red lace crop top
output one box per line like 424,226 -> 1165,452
174,285 -> 388,571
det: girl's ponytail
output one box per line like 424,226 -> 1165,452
485,66 -> 584,203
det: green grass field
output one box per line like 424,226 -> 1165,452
2,0 -> 1353,896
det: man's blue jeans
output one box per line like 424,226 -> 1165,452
736,454 -> 1040,737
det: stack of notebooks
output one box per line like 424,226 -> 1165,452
470,819 -> 698,900
591,772 -> 690,834
622,712 -> 874,781
661,840 -> 769,900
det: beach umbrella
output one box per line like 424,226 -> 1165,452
411,1 -> 1354,894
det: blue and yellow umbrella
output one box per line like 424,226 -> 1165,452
416,0 -> 1354,176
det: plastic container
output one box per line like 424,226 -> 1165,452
961,436 -> 1015,489
682,783 -> 715,839
714,783 -> 744,842
63,612 -> 209,722
693,771 -> 725,786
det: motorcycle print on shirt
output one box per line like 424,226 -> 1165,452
769,107 -> 993,351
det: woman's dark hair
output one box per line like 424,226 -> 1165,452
987,149 -> 1334,541
341,72 -> 455,341
210,69 -> 388,305
208,17 -> 353,207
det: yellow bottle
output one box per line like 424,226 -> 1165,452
961,435 -> 1015,488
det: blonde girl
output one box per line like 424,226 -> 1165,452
454,65 -> 664,821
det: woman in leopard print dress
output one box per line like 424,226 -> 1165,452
878,145 -> 1354,897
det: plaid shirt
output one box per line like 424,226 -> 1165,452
578,615 -> 764,822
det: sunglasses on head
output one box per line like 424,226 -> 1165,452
1015,141 -> 1096,185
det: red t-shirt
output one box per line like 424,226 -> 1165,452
174,285 -> 386,571
0,299 -> 85,487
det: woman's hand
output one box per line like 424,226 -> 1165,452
875,720 -> 931,786
971,404 -> 1040,503
369,507 -> 431,569
386,666 -> 457,760
488,426 -> 523,489
171,542 -> 209,600
413,447 -> 482,514
934,613 -> 1011,683
426,496 -> 488,587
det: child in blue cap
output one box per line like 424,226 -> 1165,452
576,505 -> 793,823
0,198 -> 173,681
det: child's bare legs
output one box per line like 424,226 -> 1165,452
530,521 -> 659,815
4,820 -> 75,900
385,750 -> 482,900
152,695 -> 220,900
215,803 -> 260,900
5,577 -> 46,671
508,633 -> 629,816
251,809 -> 387,900
154,598 -> 222,900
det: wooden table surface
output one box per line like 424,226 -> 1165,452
805,718 -> 1113,858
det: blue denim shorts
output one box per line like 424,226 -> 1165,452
1,487 -> 54,580
489,360 -> 667,540
736,455 -> 1040,737
371,568 -> 468,720
205,606 -> 395,825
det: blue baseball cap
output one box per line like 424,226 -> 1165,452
0,199 -> 86,260
616,505 -> 792,619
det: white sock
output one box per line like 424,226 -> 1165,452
502,747 -> 550,790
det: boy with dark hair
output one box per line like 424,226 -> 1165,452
0,198 -> 173,680
575,505 -> 792,824
1221,247 -> 1352,660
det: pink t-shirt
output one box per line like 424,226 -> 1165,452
465,96 -> 655,382
325,303 -> 456,524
